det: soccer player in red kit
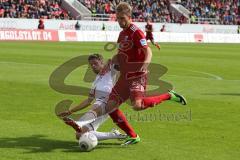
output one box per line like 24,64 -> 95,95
38,19 -> 44,30
69,2 -> 187,145
145,19 -> 160,50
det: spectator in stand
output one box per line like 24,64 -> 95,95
0,6 -> 4,18
189,13 -> 197,24
180,0 -> 239,25
0,0 -> 72,20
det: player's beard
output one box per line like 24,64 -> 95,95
92,66 -> 104,74
120,21 -> 131,29
119,23 -> 126,29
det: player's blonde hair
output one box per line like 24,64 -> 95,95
116,2 -> 132,17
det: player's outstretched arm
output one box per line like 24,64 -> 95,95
69,96 -> 94,113
57,96 -> 94,117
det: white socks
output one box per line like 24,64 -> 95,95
75,110 -> 125,141
76,110 -> 97,127
89,131 -> 122,141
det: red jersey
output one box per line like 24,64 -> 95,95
145,24 -> 153,33
117,23 -> 148,79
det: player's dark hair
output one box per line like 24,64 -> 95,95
88,53 -> 103,62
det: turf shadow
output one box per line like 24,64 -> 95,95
64,142 -> 127,152
0,134 -> 79,153
0,135 -> 126,153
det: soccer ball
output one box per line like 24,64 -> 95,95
79,132 -> 98,151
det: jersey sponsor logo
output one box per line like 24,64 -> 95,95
119,40 -> 133,51
140,38 -> 147,46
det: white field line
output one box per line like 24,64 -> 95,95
167,69 -> 240,82
186,69 -> 223,80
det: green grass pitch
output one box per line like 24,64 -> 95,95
0,42 -> 240,160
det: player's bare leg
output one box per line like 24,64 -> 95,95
97,98 -> 141,145
67,99 -> 120,130
75,126 -> 89,139
131,90 -> 187,111
61,98 -> 138,143
62,117 -> 82,132
62,110 -> 127,141
151,39 -> 160,50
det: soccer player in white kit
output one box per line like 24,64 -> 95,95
58,54 -> 139,142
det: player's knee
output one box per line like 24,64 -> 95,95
131,100 -> 143,111
106,100 -> 119,113
75,126 -> 89,140
90,107 -> 102,117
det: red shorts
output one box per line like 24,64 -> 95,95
109,75 -> 147,105
146,33 -> 153,40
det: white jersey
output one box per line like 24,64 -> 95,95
89,64 -> 117,104
77,64 -> 118,131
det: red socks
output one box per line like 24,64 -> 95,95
109,109 -> 137,138
141,93 -> 171,109
108,94 -> 171,137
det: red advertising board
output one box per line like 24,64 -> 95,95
194,34 -> 204,42
0,29 -> 59,41
64,31 -> 77,41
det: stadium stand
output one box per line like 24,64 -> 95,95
79,0 -> 239,24
0,0 -> 72,19
179,0 -> 239,25
0,0 -> 239,25
79,0 -> 176,23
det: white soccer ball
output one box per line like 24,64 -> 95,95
78,132 -> 98,151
